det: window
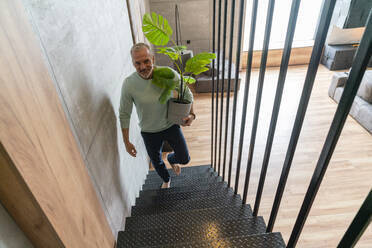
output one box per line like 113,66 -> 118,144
243,0 -> 324,51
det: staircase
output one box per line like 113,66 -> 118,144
117,165 -> 285,247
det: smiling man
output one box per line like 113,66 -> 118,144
119,43 -> 195,188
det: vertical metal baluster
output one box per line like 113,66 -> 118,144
227,0 -> 245,188
337,189 -> 372,248
234,0 -> 259,195
214,0 -> 222,174
222,0 -> 236,182
267,0 -> 337,232
217,0 -> 228,176
288,10 -> 372,247
219,0 -> 229,178
241,0 -> 276,204
252,0 -> 301,215
211,0 -> 216,169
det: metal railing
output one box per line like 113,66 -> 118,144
210,0 -> 372,246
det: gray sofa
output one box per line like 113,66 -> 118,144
328,70 -> 372,134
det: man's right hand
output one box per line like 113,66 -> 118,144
125,142 -> 137,157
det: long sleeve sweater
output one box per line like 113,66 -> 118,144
119,66 -> 193,133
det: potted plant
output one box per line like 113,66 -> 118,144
142,12 -> 216,124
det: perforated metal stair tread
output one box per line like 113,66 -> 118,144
131,191 -> 242,216
125,205 -> 252,231
117,217 -> 266,248
133,188 -> 237,215
145,171 -> 217,184
140,182 -> 227,197
141,233 -> 286,248
136,184 -> 232,206
142,175 -> 222,190
147,165 -> 212,178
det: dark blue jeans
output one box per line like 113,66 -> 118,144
141,125 -> 190,182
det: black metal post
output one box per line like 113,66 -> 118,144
218,0 -> 228,177
234,0 -> 259,195
211,0 -> 216,169
287,10 -> 372,247
337,189 -> 372,248
227,0 -> 245,188
241,0 -> 276,204
267,0 -> 337,231
222,0 -> 235,181
252,0 -> 301,215
214,0 -> 222,174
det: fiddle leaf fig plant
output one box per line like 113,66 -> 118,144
142,12 -> 216,104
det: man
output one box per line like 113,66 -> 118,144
119,43 -> 195,188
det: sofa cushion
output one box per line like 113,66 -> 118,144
334,87 -> 372,134
356,101 -> 372,134
357,71 -> 372,104
328,72 -> 349,98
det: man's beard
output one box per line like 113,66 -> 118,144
139,67 -> 153,79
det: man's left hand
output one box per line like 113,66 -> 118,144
182,114 -> 195,126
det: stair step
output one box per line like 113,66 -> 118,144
147,165 -> 212,178
131,191 -> 242,216
142,175 -> 222,191
118,217 -> 266,248
125,205 -> 252,231
136,184 -> 231,206
139,181 -> 227,198
145,171 -> 217,184
140,233 -> 286,248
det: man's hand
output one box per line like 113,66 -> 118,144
182,114 -> 195,126
125,141 -> 137,157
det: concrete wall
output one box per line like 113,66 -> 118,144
0,203 -> 33,248
149,0 -> 244,67
21,0 -> 149,236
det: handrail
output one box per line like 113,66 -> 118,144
337,189 -> 372,248
267,0 -> 337,231
287,9 -> 372,247
210,3 -> 371,248
251,0 -> 301,213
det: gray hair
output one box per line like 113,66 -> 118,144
130,43 -> 152,56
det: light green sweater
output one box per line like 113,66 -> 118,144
119,67 -> 193,133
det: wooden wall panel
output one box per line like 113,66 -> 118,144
0,143 -> 63,247
0,0 -> 115,247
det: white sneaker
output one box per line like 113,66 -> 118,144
170,163 -> 181,176
161,179 -> 171,189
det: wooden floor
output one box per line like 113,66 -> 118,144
181,65 -> 372,247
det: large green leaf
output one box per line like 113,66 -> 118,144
152,67 -> 177,94
184,52 -> 216,75
173,45 -> 187,53
185,58 -> 211,75
142,13 -> 173,46
193,52 -> 216,60
153,67 -> 175,79
157,47 -> 179,60
159,89 -> 172,104
183,76 -> 196,84
157,46 -> 188,61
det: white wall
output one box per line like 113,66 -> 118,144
0,203 -> 33,248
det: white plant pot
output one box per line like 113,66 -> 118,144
167,98 -> 192,125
